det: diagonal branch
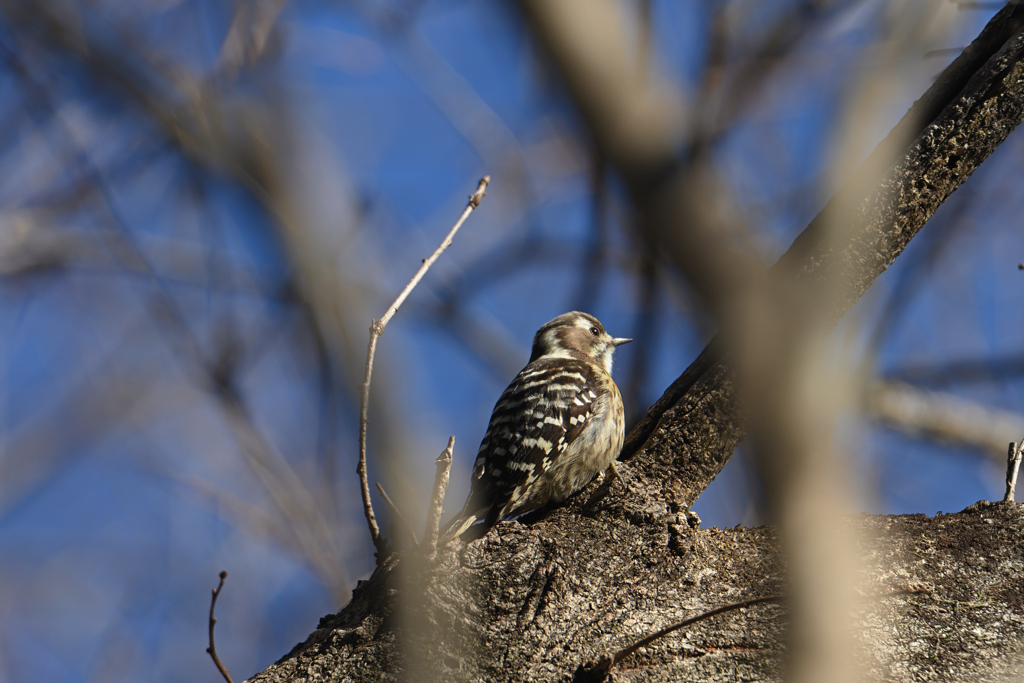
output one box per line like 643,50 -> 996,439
617,3 -> 1024,510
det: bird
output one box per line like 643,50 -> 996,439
444,311 -> 631,539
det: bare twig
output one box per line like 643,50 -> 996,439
577,595 -> 784,680
206,571 -> 235,683
578,587 -> 925,680
607,595 -> 782,668
358,176 -> 490,560
1004,440 -> 1023,502
375,482 -> 419,547
424,436 -> 455,558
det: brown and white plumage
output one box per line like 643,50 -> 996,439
445,312 -> 631,538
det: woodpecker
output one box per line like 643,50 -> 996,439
445,311 -> 631,538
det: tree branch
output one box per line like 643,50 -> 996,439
868,381 -> 1024,459
423,436 -> 454,560
358,177 -> 490,560
1005,441 -> 1023,503
622,3 -> 1024,511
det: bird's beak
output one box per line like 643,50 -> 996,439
611,337 -> 633,347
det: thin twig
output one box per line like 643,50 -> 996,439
577,587 -> 927,679
376,482 -> 419,547
1004,440 -> 1023,502
358,176 -> 490,561
424,436 -> 455,558
603,595 -> 782,673
574,596 -> 783,680
206,571 -> 235,683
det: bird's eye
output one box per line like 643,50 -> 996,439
590,327 -> 600,336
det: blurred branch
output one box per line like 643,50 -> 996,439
637,0 -> 652,83
867,381 -> 1024,461
217,0 -> 288,78
353,1 -> 530,211
84,139 -> 345,596
886,352 -> 1024,388
0,4 -> 237,182
429,306 -> 524,381
158,467 -> 299,554
571,156 -> 609,313
447,236 -> 643,304
57,81 -> 349,594
514,0 -> 761,315
314,332 -> 342,514
0,319 -> 154,521
623,250 -> 658,430
219,391 -> 350,596
375,482 -> 418,548
358,176 -> 490,561
698,0 -> 850,145
0,2 -> 300,241
0,213 -> 74,278
11,1 -> 377,457
0,1 -> 375,597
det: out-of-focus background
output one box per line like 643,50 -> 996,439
0,1 -> 1020,680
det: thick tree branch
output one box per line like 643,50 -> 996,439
252,501 -> 1024,682
622,4 -> 1024,513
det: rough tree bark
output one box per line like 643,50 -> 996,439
249,6 -> 1024,683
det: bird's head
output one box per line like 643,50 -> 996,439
529,311 -> 632,373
